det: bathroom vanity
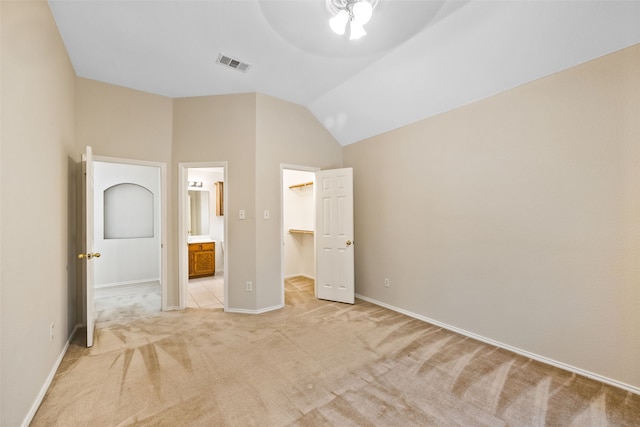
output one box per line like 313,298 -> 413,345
188,241 -> 215,278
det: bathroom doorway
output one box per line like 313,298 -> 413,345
178,162 -> 227,310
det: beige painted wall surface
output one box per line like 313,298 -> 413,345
173,94 -> 257,310
1,2 -> 77,425
344,44 -> 640,389
255,93 -> 343,309
76,78 -> 173,162
75,78 -> 174,303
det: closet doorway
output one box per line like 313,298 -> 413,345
281,166 -> 318,304
280,165 -> 355,306
178,162 -> 227,310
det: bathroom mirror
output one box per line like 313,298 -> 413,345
188,190 -> 210,236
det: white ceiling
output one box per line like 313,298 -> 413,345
48,0 -> 640,146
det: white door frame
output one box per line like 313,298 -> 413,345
94,155 -> 168,310
280,164 -> 320,306
178,162 -> 228,310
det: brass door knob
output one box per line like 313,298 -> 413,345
346,240 -> 352,246
78,252 -> 101,259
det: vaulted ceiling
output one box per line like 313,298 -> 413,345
49,0 -> 640,146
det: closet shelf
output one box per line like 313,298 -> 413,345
289,229 -> 314,235
289,181 -> 313,189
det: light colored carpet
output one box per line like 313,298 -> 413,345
95,281 -> 161,326
33,277 -> 640,426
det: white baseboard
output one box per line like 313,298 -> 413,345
22,324 -> 81,427
95,278 -> 160,289
355,294 -> 640,396
225,303 -> 284,315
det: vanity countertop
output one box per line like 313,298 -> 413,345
188,237 -> 215,244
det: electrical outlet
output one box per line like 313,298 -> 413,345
384,278 -> 390,288
50,322 -> 55,341
246,281 -> 253,292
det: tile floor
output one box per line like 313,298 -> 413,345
187,273 -> 224,308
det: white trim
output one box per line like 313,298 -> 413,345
178,162 -> 228,311
94,155 -> 164,168
94,278 -> 160,289
93,155 -> 168,311
225,304 -> 284,315
22,324 -> 80,427
356,293 -> 640,396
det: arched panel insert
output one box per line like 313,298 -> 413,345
104,183 -> 154,239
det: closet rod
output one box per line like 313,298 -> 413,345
288,181 -> 313,189
288,229 -> 314,235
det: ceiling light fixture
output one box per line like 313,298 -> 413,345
327,0 -> 378,40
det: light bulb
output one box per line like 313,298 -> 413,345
352,1 -> 373,25
329,10 -> 349,35
349,20 -> 366,40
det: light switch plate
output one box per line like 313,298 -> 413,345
239,209 -> 246,220
263,210 -> 270,220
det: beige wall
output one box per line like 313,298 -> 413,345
1,2 -> 78,425
75,78 -> 174,302
173,94 -> 258,310
344,44 -> 640,389
172,93 -> 343,311
255,93 -> 343,309
3,2 -> 637,422
76,78 -> 173,162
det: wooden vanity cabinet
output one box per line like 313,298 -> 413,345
188,242 -> 215,278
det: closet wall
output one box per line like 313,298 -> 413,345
283,169 -> 315,279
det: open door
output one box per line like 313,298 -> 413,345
78,146 -> 99,347
315,168 -> 354,304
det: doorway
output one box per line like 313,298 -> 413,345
280,165 -> 355,306
92,156 -> 167,324
178,162 -> 228,310
281,165 -> 318,304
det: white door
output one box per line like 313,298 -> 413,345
79,146 -> 98,347
315,168 -> 354,304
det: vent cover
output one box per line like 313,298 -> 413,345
216,53 -> 251,72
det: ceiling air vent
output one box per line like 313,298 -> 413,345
216,53 -> 251,72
